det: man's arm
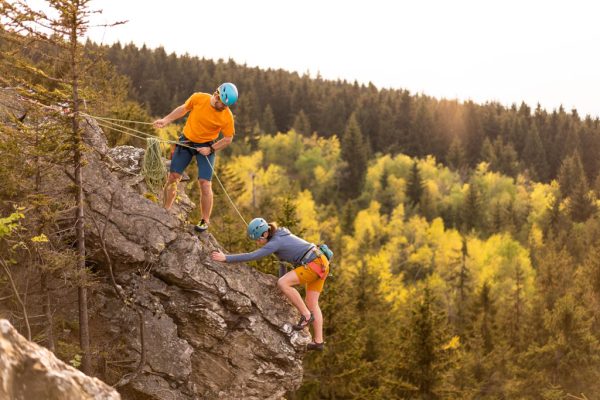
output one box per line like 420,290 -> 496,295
212,135 -> 233,152
198,135 -> 233,156
152,105 -> 188,128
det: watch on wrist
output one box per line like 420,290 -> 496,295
209,144 -> 215,154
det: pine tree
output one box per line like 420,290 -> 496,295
396,90 -> 413,151
339,112 -> 368,200
461,182 -> 482,233
277,195 -> 305,236
210,164 -> 248,251
556,152 -> 596,222
406,160 -> 425,209
450,237 -> 472,337
557,152 -> 586,199
522,124 -> 549,181
392,286 -> 459,399
579,120 -> 600,184
292,109 -> 312,136
518,295 -> 600,397
353,258 -> 392,396
1,0 -> 123,373
294,260 -> 370,399
474,282 -> 495,355
409,100 -> 433,156
569,181 -> 597,223
463,281 -> 503,398
446,137 -> 467,173
534,241 -> 574,312
494,137 -> 520,177
464,101 -> 484,166
375,168 -> 396,216
261,104 -> 277,134
233,88 -> 258,139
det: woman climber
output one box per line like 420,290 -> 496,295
211,217 -> 330,351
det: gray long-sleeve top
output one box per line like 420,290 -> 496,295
225,228 -> 314,264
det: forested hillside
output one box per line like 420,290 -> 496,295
99,41 -> 600,186
98,42 -> 600,399
3,14 -> 600,398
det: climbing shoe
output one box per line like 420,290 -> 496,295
307,342 -> 324,352
292,313 -> 314,331
194,219 -> 209,233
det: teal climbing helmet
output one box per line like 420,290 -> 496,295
218,82 -> 238,106
247,217 -> 268,240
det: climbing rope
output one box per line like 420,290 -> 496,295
82,113 -> 249,227
141,137 -> 167,195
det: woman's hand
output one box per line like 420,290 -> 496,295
211,250 -> 226,262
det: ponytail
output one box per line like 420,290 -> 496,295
267,222 -> 278,239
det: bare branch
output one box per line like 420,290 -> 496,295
87,191 -> 147,386
0,258 -> 31,340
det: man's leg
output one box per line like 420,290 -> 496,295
198,178 -> 213,224
305,290 -> 323,343
163,172 -> 182,209
165,141 -> 192,209
196,151 -> 216,226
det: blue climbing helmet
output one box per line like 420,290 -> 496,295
218,82 -> 238,106
247,217 -> 268,240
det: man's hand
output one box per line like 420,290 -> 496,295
152,118 -> 168,128
197,146 -> 212,156
211,250 -> 226,262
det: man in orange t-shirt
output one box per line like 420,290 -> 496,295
152,82 -> 238,232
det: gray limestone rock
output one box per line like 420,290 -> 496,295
0,319 -> 121,400
79,108 -> 307,399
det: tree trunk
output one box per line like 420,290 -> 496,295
40,272 -> 55,352
70,12 -> 91,374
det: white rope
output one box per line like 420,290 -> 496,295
88,115 -> 154,125
203,154 -> 248,226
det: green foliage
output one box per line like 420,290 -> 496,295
0,210 -> 24,239
69,354 -> 82,369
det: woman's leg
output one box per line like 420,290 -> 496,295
277,270 -> 311,319
305,290 -> 323,343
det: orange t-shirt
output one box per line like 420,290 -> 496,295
182,93 -> 235,143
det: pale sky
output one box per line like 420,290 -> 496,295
82,0 -> 600,118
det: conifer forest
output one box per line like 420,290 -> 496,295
2,1 -> 600,398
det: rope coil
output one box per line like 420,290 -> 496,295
141,137 -> 167,195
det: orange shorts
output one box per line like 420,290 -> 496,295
293,255 -> 330,292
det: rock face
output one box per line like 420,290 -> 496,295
0,319 -> 121,400
0,90 -> 308,399
80,117 -> 308,399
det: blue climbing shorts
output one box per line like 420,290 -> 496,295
170,135 -> 216,181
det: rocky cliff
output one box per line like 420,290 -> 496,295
0,90 -> 309,399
